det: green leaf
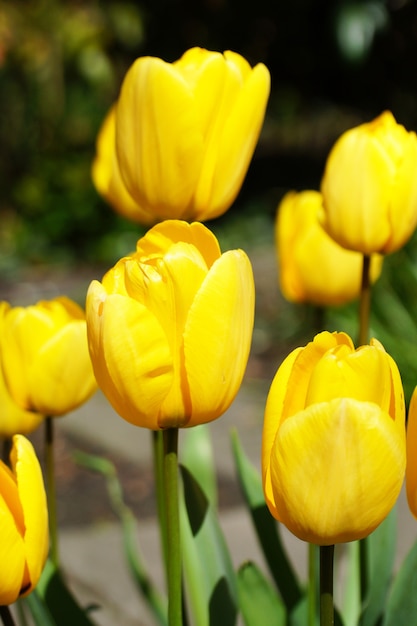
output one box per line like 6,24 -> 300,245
237,561 -> 286,626
21,589 -> 56,626
35,559 -> 97,626
180,464 -> 238,626
182,424 -> 217,507
230,429 -> 302,610
359,507 -> 397,626
382,535 -> 417,626
73,450 -> 167,626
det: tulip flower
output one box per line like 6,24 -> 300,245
276,190 -> 382,305
320,111 -> 417,255
0,435 -> 48,605
93,47 -> 270,224
0,297 -> 97,416
262,331 -> 406,545
406,386 -> 417,518
86,219 -> 254,429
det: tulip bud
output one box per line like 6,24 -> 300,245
0,297 -> 97,416
0,435 -> 48,604
93,47 -> 270,223
262,331 -> 406,545
86,220 -> 255,429
320,111 -> 417,255
276,190 -> 382,305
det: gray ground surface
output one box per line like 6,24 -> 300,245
3,248 -> 417,625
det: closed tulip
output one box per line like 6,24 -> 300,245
320,111 -> 417,255
276,190 -> 382,305
0,297 -> 97,416
86,220 -> 254,429
0,435 -> 48,605
262,331 -> 405,545
93,47 -> 270,223
406,386 -> 417,518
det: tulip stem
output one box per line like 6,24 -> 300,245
153,430 -> 169,583
0,606 -> 17,626
163,428 -> 182,626
320,545 -> 334,626
359,254 -> 371,346
309,543 -> 319,626
45,417 -> 59,569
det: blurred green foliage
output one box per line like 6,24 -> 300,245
2,0 -> 417,390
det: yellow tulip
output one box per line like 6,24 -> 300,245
262,331 -> 405,545
276,190 -> 382,305
86,220 -> 254,429
93,47 -> 270,223
0,297 -> 97,416
320,111 -> 417,255
0,435 -> 48,605
406,386 -> 417,518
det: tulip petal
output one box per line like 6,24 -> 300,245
270,398 -> 405,544
193,62 -> 270,219
86,281 -> 174,429
304,342 -> 393,412
406,387 -> 417,519
10,435 -> 48,596
26,321 -> 96,415
136,220 -> 221,268
262,347 -> 302,520
0,487 -> 26,604
183,249 -> 254,426
116,57 -> 205,219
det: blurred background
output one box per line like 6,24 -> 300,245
1,0 -> 417,396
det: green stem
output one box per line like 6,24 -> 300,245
153,430 -> 168,583
320,545 -> 334,626
309,543 -> 318,626
359,254 -> 371,346
163,429 -> 182,626
359,535 -> 369,606
45,417 -> 59,568
0,606 -> 17,626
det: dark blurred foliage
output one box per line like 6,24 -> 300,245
1,0 -> 417,270
1,0 -> 417,393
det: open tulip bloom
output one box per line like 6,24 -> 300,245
262,331 -> 406,546
86,219 -> 255,429
93,47 -> 270,224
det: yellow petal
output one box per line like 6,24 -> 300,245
183,249 -> 254,426
27,321 -> 97,415
86,281 -> 174,429
136,220 -> 221,268
10,435 -> 48,597
270,398 -> 405,544
406,386 -> 417,518
0,482 -> 26,604
304,342 -> 393,411
262,346 -> 302,520
281,332 -> 354,423
193,62 -> 270,219
116,56 -> 204,219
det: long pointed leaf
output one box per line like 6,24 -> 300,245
382,536 -> 417,626
73,451 -> 167,626
237,561 -> 286,626
180,464 -> 238,626
359,507 -> 397,626
230,429 -> 302,610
